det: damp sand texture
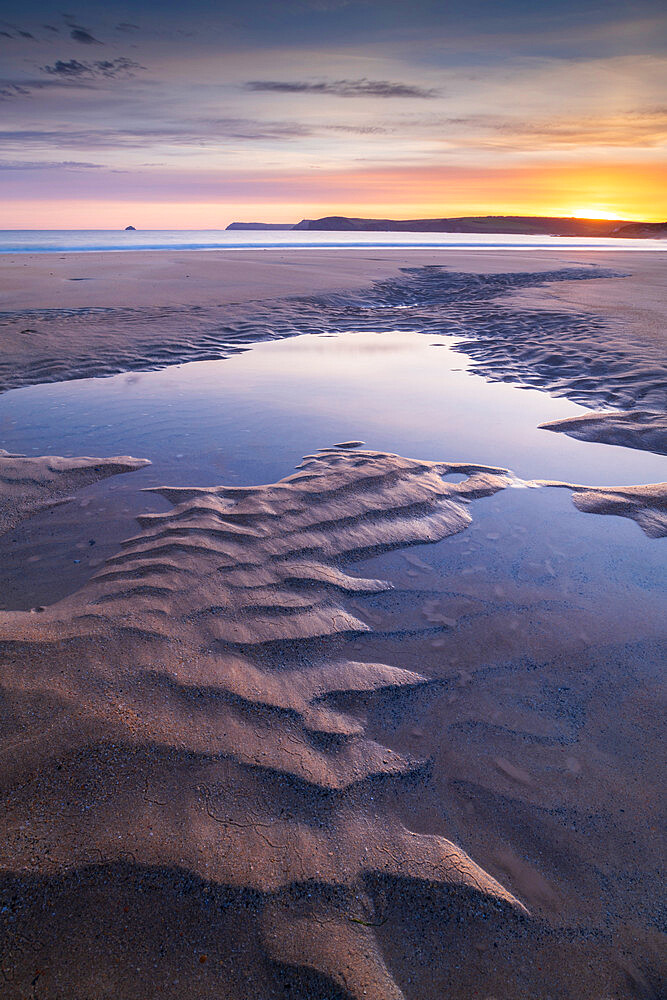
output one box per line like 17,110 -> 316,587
0,250 -> 665,1000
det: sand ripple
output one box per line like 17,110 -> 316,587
2,445 -> 664,996
3,266 -> 664,419
0,446 -> 526,998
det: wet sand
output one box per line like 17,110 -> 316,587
0,249 -> 665,999
0,444 -> 664,998
0,449 -> 150,538
540,411 -> 667,456
1,249 -> 665,414
4,247 -> 657,313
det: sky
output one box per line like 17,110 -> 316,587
1,0 -> 666,227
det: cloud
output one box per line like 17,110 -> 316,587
327,124 -> 390,134
70,27 -> 103,45
0,118 -> 315,149
42,58 -> 144,80
0,159 -> 103,170
41,60 -> 94,79
0,77 -> 91,101
207,117 -> 313,140
0,58 -> 144,102
0,83 -> 31,99
244,78 -> 438,98
434,108 -> 667,150
0,21 -> 35,39
116,23 -> 140,32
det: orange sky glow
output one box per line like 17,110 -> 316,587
5,162 -> 665,229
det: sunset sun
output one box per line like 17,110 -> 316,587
569,207 -> 626,220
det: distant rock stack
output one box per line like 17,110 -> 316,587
124,225 -> 136,231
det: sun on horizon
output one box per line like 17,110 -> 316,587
567,207 -> 631,220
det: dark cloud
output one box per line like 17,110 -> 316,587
0,77 -> 85,100
0,58 -> 144,102
70,27 -> 103,45
42,59 -> 91,78
244,78 -> 438,98
116,22 -> 140,32
93,58 -> 144,78
43,25 -> 60,33
42,58 -> 143,80
0,83 -> 31,99
0,21 -> 35,39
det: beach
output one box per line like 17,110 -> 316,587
1,248 -> 665,413
0,246 -> 665,1000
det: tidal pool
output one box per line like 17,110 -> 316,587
0,329 -> 664,609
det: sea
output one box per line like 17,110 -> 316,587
0,229 -> 664,253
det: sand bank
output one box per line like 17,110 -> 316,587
540,410 -> 667,455
0,449 -> 150,538
536,477 -> 667,538
0,447 -> 521,999
1,445 -> 664,998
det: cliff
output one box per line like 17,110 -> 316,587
292,215 -> 665,237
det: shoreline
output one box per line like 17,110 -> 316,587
1,232 -> 665,256
2,243 -> 664,255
